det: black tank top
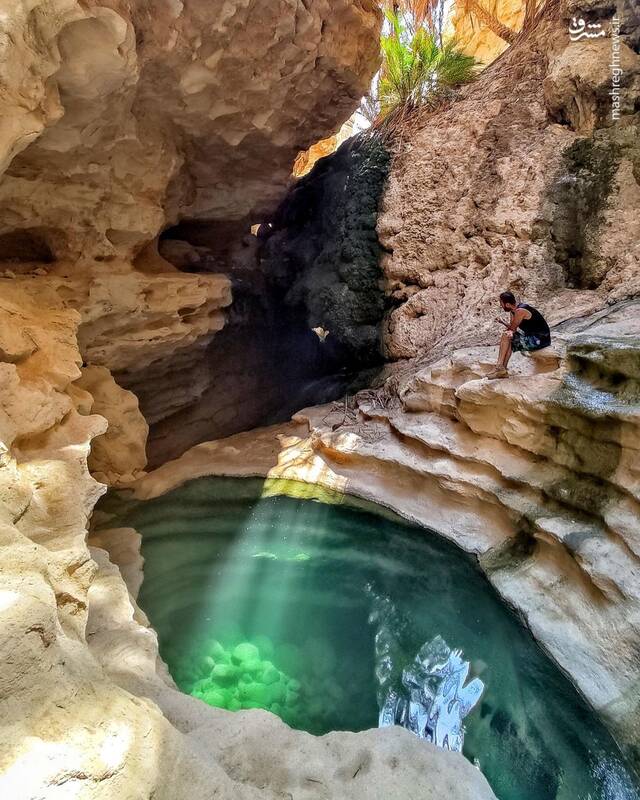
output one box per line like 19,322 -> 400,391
517,304 -> 550,337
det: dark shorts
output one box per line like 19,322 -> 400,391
512,332 -> 551,353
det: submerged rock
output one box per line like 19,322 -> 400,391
370,587 -> 484,753
173,636 -> 304,722
382,637 -> 484,752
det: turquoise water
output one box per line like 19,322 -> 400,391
99,477 -> 639,800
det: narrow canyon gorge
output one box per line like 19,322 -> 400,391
1,0 -> 639,798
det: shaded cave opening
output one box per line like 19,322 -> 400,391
0,227 -> 58,266
123,135 -> 391,468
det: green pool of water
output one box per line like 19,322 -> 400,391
99,477 -> 639,800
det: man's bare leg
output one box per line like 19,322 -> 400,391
488,332 -> 512,378
497,331 -> 513,368
501,332 -> 514,367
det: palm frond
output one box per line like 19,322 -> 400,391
376,11 -> 478,121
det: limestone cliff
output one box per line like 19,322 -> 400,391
380,0 -> 640,361
119,132 -> 391,467
293,117 -> 357,177
449,0 -> 525,65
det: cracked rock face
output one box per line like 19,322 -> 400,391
379,0 -> 640,361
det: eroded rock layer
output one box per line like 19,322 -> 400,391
0,0 -> 382,264
133,300 -> 640,767
0,0 -> 386,470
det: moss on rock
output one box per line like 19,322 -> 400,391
260,133 -> 391,370
551,136 -> 619,289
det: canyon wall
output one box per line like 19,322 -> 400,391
261,134 -> 391,370
0,0 -> 381,264
3,3 -> 496,798
380,0 -> 640,361
121,0 -> 640,773
120,133 -> 391,467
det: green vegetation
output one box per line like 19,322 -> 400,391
366,10 -> 478,123
378,11 -> 477,119
368,1 -> 550,124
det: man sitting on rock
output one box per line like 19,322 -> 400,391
488,291 -> 551,379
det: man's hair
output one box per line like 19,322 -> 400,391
500,291 -> 517,305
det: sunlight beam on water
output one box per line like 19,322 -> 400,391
202,479 -> 338,642
100,477 -> 640,800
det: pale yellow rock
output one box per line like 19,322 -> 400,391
2,265 -> 232,367
89,528 -> 145,599
0,268 -> 231,477
293,116 -> 357,177
449,0 -> 524,65
76,366 -> 148,486
0,0 -> 382,264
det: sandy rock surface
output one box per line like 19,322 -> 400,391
0,0 -> 381,265
0,0 -> 383,469
0,267 -> 233,438
380,0 -> 640,361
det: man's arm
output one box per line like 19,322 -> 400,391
507,308 -> 529,332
